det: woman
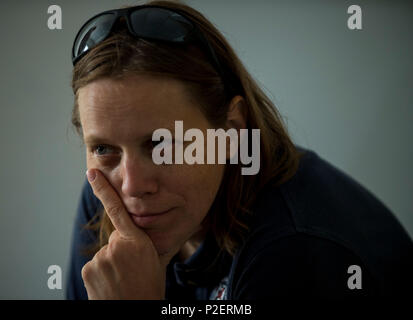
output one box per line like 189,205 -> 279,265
67,1 -> 413,299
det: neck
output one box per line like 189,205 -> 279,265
178,226 -> 208,262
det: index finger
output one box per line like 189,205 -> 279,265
86,168 -> 142,239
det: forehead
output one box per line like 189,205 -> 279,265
77,75 -> 208,142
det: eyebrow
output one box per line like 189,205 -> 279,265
83,125 -> 175,145
83,132 -> 154,145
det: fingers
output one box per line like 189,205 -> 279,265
86,168 -> 142,239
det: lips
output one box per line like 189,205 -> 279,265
128,209 -> 172,217
128,208 -> 175,228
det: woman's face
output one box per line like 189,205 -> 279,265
77,75 -> 225,258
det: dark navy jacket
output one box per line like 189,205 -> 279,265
66,148 -> 413,299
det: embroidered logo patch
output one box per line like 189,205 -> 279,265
209,276 -> 229,300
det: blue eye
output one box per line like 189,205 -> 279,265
92,145 -> 112,156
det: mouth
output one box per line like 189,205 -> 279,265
128,208 -> 176,228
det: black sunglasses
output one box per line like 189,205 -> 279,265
72,5 -> 235,95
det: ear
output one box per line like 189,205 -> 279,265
225,95 -> 247,160
225,95 -> 247,131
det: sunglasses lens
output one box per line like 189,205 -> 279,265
74,13 -> 115,58
130,8 -> 194,42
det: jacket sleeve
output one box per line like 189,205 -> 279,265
230,233 -> 379,299
65,179 -> 102,300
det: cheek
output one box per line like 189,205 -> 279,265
171,164 -> 225,219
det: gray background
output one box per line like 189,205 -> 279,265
0,0 -> 411,299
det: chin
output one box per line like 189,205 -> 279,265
144,229 -> 182,258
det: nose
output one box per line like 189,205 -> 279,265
120,153 -> 158,198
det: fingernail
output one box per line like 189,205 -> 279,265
86,169 -> 96,183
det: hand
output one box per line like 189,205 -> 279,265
81,169 -> 168,300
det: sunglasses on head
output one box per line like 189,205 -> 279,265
72,5 -> 235,95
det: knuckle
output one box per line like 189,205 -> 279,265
94,246 -> 111,267
81,262 -> 92,281
107,245 -> 119,260
108,230 -> 120,244
109,240 -> 128,258
95,245 -> 108,259
107,233 -> 121,253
